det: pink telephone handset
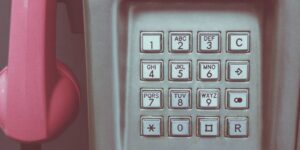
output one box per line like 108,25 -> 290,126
0,0 -> 80,142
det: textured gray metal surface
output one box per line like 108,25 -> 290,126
83,0 -> 120,150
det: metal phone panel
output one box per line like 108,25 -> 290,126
124,2 -> 262,150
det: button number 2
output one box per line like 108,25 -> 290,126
178,42 -> 183,49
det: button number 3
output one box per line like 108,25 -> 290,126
207,41 -> 212,49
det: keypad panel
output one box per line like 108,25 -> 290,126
139,31 -> 252,138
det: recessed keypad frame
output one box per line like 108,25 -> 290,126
125,3 -> 261,150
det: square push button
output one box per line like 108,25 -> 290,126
141,32 -> 163,53
140,89 -> 163,109
198,32 -> 221,53
197,117 -> 220,137
169,32 -> 192,53
198,61 -> 220,81
226,61 -> 249,81
141,116 -> 163,137
197,89 -> 220,109
169,89 -> 192,109
169,60 -> 192,81
169,117 -> 192,137
141,60 -> 163,81
227,32 -> 250,52
226,89 -> 249,109
226,117 -> 248,137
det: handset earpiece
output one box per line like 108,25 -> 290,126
0,0 -> 80,142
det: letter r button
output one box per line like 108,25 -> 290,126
226,117 -> 248,137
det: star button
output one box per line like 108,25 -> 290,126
147,124 -> 156,132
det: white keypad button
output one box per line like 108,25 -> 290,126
227,61 -> 249,81
140,89 -> 163,109
141,116 -> 163,136
170,32 -> 192,53
226,117 -> 248,137
169,60 -> 192,81
226,89 -> 249,109
141,32 -> 163,53
169,117 -> 191,137
197,89 -> 220,109
198,61 -> 220,81
197,117 -> 220,137
169,89 -> 191,109
141,60 -> 163,81
227,32 -> 250,52
198,32 -> 221,53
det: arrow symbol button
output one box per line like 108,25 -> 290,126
235,68 -> 243,76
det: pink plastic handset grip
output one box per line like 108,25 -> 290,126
0,0 -> 80,142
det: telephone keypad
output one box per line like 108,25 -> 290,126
139,31 -> 251,138
169,117 -> 192,137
